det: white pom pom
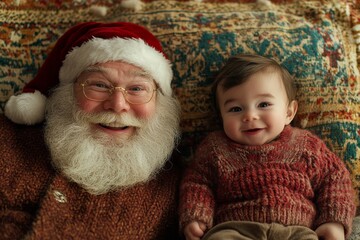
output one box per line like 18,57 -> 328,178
120,0 -> 143,11
300,118 -> 308,129
89,5 -> 108,17
13,0 -> 20,6
257,0 -> 272,8
4,90 -> 47,125
352,24 -> 360,32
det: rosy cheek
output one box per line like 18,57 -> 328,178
132,104 -> 156,119
79,101 -> 99,112
74,93 -> 101,113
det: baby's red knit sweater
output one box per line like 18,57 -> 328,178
179,126 -> 356,237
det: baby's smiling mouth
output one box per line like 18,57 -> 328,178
242,128 -> 263,134
243,128 -> 261,132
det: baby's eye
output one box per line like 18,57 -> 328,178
229,106 -> 242,112
258,102 -> 271,108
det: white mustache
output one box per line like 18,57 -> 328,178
74,110 -> 143,128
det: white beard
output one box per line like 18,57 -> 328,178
44,84 -> 181,195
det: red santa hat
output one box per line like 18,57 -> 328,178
4,22 -> 173,125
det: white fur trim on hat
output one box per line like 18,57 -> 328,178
4,90 -> 47,125
59,37 -> 173,96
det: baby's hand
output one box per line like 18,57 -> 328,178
315,222 -> 345,240
184,221 -> 207,240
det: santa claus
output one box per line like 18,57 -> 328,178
1,21 -> 181,239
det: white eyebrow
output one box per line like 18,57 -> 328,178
130,70 -> 153,81
82,66 -> 153,81
82,65 -> 108,74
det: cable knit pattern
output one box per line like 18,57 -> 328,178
0,115 -> 180,240
179,125 -> 356,237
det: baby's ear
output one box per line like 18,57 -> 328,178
286,100 -> 298,124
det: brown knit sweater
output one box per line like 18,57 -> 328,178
0,115 -> 181,240
179,126 -> 356,237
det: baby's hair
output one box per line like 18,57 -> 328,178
211,54 -> 296,111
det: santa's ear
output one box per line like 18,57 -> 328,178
286,100 -> 298,125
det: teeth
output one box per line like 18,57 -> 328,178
101,122 -> 127,128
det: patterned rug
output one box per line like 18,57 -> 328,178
0,0 -> 359,203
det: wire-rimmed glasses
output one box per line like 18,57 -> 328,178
80,79 -> 157,105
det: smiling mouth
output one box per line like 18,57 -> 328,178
99,123 -> 130,130
242,128 -> 262,134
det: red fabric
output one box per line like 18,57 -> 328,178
179,126 -> 356,237
23,22 -> 165,96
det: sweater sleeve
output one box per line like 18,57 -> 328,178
307,132 -> 356,237
0,115 -> 53,239
179,134 -> 218,232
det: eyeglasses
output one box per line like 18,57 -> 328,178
80,79 -> 157,104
